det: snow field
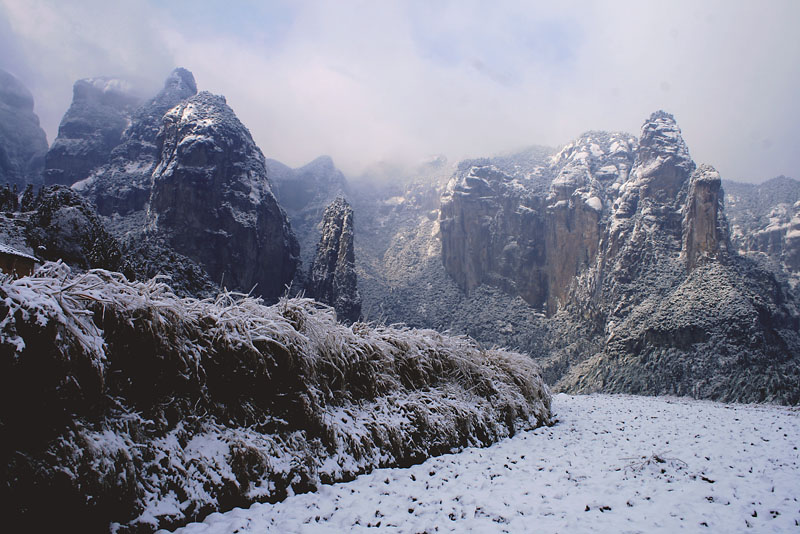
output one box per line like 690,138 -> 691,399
166,393 -> 800,533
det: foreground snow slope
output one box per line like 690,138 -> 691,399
166,393 -> 799,534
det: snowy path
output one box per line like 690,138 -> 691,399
165,394 -> 800,533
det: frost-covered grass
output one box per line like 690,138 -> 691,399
165,393 -> 800,534
0,262 -> 551,533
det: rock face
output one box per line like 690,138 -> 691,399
0,69 -> 48,187
440,134 -> 637,314
545,114 -> 799,404
682,164 -> 728,271
435,110 -> 800,403
307,197 -> 361,322
270,155 -> 347,213
147,91 -> 299,300
268,155 -> 348,275
75,68 -> 198,215
723,176 -> 800,275
44,77 -> 143,187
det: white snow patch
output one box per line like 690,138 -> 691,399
162,394 -> 800,534
585,196 -> 603,212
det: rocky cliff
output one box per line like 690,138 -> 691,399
75,68 -> 197,215
0,69 -> 48,187
440,133 -> 637,314
147,91 -> 299,300
44,77 -> 143,187
307,197 -> 361,322
435,111 -> 800,403
682,164 -> 729,271
545,113 -> 799,403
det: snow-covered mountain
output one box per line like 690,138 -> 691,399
345,111 -> 800,404
2,65 -> 799,534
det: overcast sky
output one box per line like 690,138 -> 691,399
1,0 -> 798,182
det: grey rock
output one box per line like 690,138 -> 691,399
440,132 -> 636,314
76,68 -> 197,216
268,155 -> 348,275
0,69 -> 48,187
723,175 -> 800,274
148,91 -> 299,300
307,197 -> 361,322
545,114 -> 800,404
433,109 -> 799,403
682,164 -> 729,271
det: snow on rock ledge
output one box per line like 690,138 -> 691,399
0,262 -> 551,533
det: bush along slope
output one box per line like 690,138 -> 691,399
0,262 -> 551,533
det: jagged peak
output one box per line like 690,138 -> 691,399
551,130 -> 637,169
638,110 -> 692,163
166,91 -> 233,129
628,110 -> 695,202
166,67 -> 197,94
326,195 -> 352,212
153,68 -> 197,106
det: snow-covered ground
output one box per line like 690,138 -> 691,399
164,394 -> 799,533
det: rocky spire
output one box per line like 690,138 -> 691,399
633,110 -> 695,203
308,197 -> 361,323
682,163 -> 729,271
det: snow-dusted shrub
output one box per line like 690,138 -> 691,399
0,262 -> 551,533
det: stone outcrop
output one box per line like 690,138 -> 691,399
544,114 -> 800,403
44,77 -> 143,187
75,68 -> 197,215
147,91 -> 299,300
436,110 -> 800,403
440,132 -> 637,314
682,164 -> 728,271
269,155 -> 347,213
307,197 -> 361,322
0,69 -> 48,187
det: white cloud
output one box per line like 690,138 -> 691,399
1,0 -> 798,181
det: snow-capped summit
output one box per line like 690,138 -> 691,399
631,110 -> 695,202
